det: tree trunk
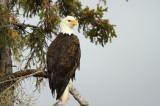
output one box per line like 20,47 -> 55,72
0,0 -> 14,105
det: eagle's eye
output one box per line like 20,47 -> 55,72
68,20 -> 71,22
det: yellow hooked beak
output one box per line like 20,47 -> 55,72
71,20 -> 77,26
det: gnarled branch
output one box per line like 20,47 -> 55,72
70,84 -> 91,106
0,69 -> 90,106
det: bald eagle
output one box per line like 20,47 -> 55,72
47,16 -> 81,104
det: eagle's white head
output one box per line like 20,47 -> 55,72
60,16 -> 77,35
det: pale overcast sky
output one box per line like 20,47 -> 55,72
14,0 -> 160,106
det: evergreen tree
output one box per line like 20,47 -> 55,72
0,0 -> 118,105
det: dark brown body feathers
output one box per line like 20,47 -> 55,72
47,33 -> 81,100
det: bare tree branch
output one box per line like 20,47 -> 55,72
70,83 -> 91,106
14,23 -> 40,29
0,69 -> 91,106
13,69 -> 47,78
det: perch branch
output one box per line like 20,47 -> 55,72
70,83 -> 91,106
13,69 -> 47,78
0,69 -> 90,106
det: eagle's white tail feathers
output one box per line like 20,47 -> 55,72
58,79 -> 72,104
59,84 -> 69,103
53,101 -> 64,106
